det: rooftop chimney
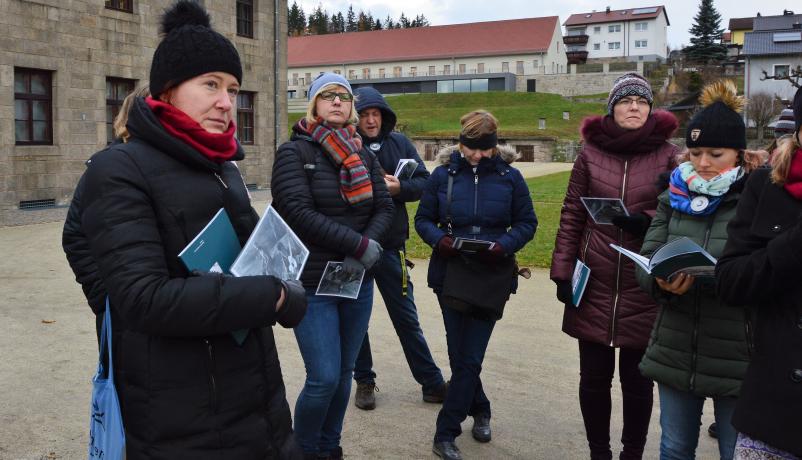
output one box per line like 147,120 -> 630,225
784,9 -> 794,15
606,6 -> 611,14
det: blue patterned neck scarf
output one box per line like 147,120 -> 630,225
668,162 -> 743,216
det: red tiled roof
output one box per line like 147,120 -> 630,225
288,16 -> 559,67
728,17 -> 754,30
564,6 -> 668,26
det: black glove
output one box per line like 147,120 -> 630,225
356,238 -> 383,271
436,235 -> 459,258
612,213 -> 652,237
276,279 -> 307,328
476,243 -> 506,265
555,280 -> 574,308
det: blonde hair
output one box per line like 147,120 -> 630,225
458,110 -> 499,154
114,84 -> 150,142
305,84 -> 358,125
677,147 -> 763,174
770,134 -> 798,185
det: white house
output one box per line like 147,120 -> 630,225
563,6 -> 669,64
287,16 -> 567,99
743,12 -> 802,102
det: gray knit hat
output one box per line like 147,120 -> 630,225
607,73 -> 654,114
308,72 -> 352,101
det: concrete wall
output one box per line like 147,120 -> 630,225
0,0 -> 286,222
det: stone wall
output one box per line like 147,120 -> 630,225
517,61 -> 646,96
0,0 -> 286,225
411,137 -> 558,162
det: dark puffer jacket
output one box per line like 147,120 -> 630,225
270,130 -> 394,288
414,146 -> 537,292
78,98 -> 299,459
550,112 -> 679,349
355,87 -> 430,250
637,183 -> 751,397
716,167 -> 802,456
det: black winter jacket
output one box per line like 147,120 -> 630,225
716,167 -> 802,456
77,97 -> 300,459
271,130 -> 394,289
355,87 -> 430,249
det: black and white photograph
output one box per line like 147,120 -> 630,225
230,205 -> 309,280
315,261 -> 365,299
579,197 -> 630,225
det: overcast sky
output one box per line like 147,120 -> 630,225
295,0 -> 794,50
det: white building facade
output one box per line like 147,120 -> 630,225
563,6 -> 669,63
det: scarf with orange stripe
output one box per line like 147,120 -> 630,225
297,117 -> 372,206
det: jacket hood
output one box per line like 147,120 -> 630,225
355,87 -> 397,140
435,143 -> 519,166
126,97 -> 244,170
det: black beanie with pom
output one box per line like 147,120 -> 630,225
686,80 -> 746,150
149,1 -> 242,99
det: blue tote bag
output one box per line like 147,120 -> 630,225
88,298 -> 125,460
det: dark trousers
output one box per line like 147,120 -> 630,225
434,302 -> 495,442
578,340 -> 654,460
354,248 -> 445,392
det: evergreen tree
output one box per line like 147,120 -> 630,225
384,15 -> 395,30
373,18 -> 382,30
346,5 -> 357,32
684,0 -> 727,63
330,12 -> 345,33
399,12 -> 410,28
287,1 -> 305,36
308,5 -> 329,35
357,11 -> 370,31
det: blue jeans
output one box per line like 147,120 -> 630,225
434,300 -> 495,442
658,383 -> 738,460
354,248 -> 445,392
293,281 -> 374,455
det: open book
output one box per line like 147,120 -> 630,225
394,158 -> 418,179
610,237 -> 717,280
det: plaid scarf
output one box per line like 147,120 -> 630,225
297,118 -> 372,206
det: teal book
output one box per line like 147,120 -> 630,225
571,259 -> 590,307
178,208 -> 248,345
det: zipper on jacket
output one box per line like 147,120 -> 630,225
690,217 -> 716,391
205,338 -> 219,413
214,172 -> 229,189
609,160 -> 629,346
581,228 -> 593,260
744,316 -> 755,357
473,173 -> 479,217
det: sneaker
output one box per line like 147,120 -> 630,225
423,380 -> 449,403
354,382 -> 377,410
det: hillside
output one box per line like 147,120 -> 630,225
289,92 -> 606,139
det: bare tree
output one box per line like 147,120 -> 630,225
748,92 -> 780,141
760,65 -> 802,88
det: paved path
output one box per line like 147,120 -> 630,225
0,219 -> 721,459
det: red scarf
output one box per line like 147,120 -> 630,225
581,110 -> 679,155
785,148 -> 802,200
145,97 -> 238,163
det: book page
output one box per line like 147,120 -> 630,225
609,243 -> 652,273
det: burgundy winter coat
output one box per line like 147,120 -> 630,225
550,111 -> 679,349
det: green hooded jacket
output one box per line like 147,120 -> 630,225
637,182 -> 753,397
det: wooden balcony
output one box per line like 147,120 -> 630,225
566,50 -> 589,64
563,34 -> 589,46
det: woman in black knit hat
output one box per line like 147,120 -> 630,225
716,87 -> 802,460
636,80 -> 763,460
68,1 -> 306,458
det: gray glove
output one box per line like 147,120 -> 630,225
357,239 -> 383,271
276,279 -> 307,328
342,256 -> 365,276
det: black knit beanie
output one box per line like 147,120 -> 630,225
793,87 -> 802,133
686,80 -> 745,150
149,1 -> 242,99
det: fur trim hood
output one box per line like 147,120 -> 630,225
435,143 -> 519,166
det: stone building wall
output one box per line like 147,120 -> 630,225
0,0 -> 286,225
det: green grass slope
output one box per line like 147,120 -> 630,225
289,92 -> 605,139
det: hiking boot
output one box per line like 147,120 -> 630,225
471,414 -> 492,443
432,441 -> 462,460
423,381 -> 448,404
354,382 -> 376,410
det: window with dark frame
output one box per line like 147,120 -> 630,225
14,68 -> 53,145
237,91 -> 255,145
236,0 -> 254,38
106,78 -> 136,143
105,0 -> 133,13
